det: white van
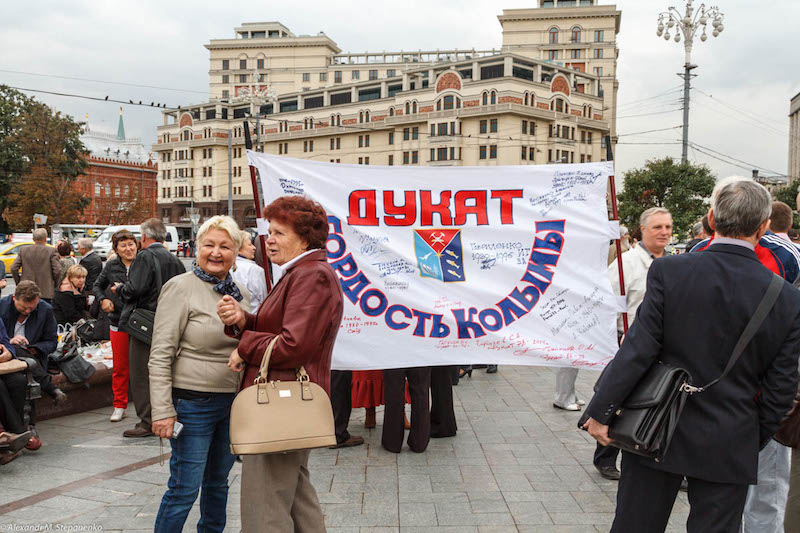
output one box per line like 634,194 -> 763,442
93,225 -> 179,259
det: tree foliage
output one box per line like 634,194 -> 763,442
773,180 -> 800,230
0,85 -> 89,231
617,157 -> 716,239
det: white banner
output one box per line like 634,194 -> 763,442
248,152 -> 620,371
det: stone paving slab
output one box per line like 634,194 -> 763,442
0,366 -> 691,532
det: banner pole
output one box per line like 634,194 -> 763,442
243,120 -> 273,293
606,135 -> 629,334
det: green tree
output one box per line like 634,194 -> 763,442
773,180 -> 799,230
0,86 -> 36,233
0,87 -> 89,231
617,157 -> 716,239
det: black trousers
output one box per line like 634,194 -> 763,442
0,372 -> 27,434
594,441 -> 620,467
612,452 -> 748,533
330,369 -> 353,444
18,352 -> 56,398
430,366 -> 457,438
128,336 -> 152,429
382,367 -> 430,453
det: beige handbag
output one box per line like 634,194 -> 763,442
229,336 -> 336,455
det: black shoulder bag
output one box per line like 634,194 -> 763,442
579,274 -> 784,460
126,253 -> 163,345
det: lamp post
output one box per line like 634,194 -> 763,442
656,0 -> 725,164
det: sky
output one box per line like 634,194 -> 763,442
1,0 -> 798,183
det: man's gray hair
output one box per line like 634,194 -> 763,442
32,228 -> 47,243
711,176 -> 772,238
141,218 -> 167,242
640,207 -> 671,228
692,222 -> 703,238
77,237 -> 93,251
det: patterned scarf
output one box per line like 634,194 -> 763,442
192,262 -> 243,301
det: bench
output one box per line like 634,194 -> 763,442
34,362 -> 114,421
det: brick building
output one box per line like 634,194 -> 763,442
79,111 -> 158,225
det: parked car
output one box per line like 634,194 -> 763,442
0,242 -> 56,276
93,224 -> 179,259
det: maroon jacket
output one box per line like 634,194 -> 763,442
227,250 -> 343,395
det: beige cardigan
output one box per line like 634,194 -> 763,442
149,272 -> 250,422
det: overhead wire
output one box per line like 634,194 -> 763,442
0,69 -> 209,95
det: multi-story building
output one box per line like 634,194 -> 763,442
790,91 -> 800,184
79,110 -> 158,225
154,0 -> 621,228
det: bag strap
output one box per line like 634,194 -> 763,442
255,336 -> 281,384
685,274 -> 784,393
151,252 -> 163,297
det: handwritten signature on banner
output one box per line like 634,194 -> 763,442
529,170 -> 602,217
278,177 -> 305,195
539,286 -> 605,340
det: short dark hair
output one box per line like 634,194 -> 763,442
15,280 -> 40,302
112,230 -> 138,252
263,196 -> 329,250
770,201 -> 794,233
701,214 -> 712,236
56,240 -> 72,257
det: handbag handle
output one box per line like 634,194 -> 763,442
682,273 -> 783,394
254,336 -> 311,384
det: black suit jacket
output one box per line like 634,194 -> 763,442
587,243 -> 800,484
79,252 -> 103,293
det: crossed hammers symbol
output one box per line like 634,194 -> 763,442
430,232 -> 446,245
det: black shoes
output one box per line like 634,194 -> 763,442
596,464 -> 621,480
486,365 -> 498,374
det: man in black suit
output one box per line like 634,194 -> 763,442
583,177 -> 800,533
77,238 -> 103,294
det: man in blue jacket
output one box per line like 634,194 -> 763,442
0,281 -> 62,408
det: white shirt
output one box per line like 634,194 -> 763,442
231,257 -> 268,313
607,243 -> 655,335
14,317 -> 27,340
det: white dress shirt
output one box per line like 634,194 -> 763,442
607,243 -> 655,335
231,257 -> 268,313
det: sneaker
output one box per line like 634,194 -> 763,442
110,408 -> 126,422
52,389 -> 68,406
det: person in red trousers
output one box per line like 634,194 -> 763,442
93,230 -> 138,422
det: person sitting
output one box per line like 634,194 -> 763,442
0,281 -> 61,450
53,265 -> 90,327
0,319 -> 32,465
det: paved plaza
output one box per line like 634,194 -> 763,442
0,366 -> 691,532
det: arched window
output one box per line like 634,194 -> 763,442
412,101 -> 417,114
549,27 -> 559,44
405,102 -> 410,114
389,107 -> 395,117
304,118 -> 308,129
571,26 -> 581,43
336,114 -> 341,126
551,98 -> 568,114
359,111 -> 364,123
490,91 -> 497,105
365,110 -> 370,122
524,93 -> 529,106
482,91 -> 488,106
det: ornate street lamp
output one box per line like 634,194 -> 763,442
656,0 -> 725,163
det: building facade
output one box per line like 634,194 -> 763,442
154,0 -> 621,228
79,111 -> 158,225
790,91 -> 800,184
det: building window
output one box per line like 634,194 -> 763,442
222,75 -> 229,84
358,135 -> 363,148
479,146 -> 487,160
594,48 -> 604,59
389,107 -> 394,116
490,119 -> 498,133
388,132 -> 394,145
522,147 -> 527,160
365,157 -> 369,165
490,91 -> 497,105
403,128 -> 410,141
405,102 -> 410,114
320,72 -> 328,82
480,120 -> 487,134
412,102 -> 417,113
412,127 -> 419,140
239,74 -> 247,83
257,58 -> 264,69
95,183 -> 101,195
365,110 -> 370,122
358,157 -> 363,165
403,151 -> 409,165
594,30 -> 604,42
412,151 -> 418,164
388,155 -> 394,166
571,49 -> 581,59
549,27 -> 559,44
352,70 -> 360,80
369,70 -> 378,80
594,67 -> 603,77
482,92 -> 488,106
222,60 -> 229,70
365,135 -> 370,147
529,147 -> 535,161
330,138 -> 335,150
522,120 -> 528,134
490,145 -> 497,159
387,69 -> 396,77
359,111 -> 364,124
572,27 -> 581,42
222,90 -> 229,99
239,59 -> 247,69
302,73 -> 310,82
587,132 -> 592,144
548,50 -> 558,61
336,137 -> 341,149
334,71 -> 342,83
